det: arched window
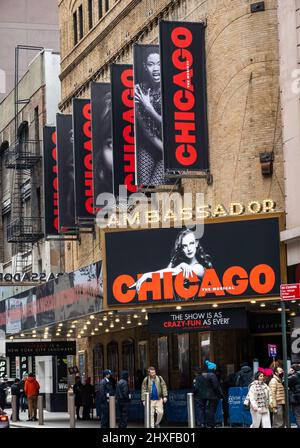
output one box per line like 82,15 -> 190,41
107,341 -> 119,379
122,339 -> 135,390
93,343 -> 104,386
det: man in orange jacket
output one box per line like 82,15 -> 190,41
24,373 -> 40,421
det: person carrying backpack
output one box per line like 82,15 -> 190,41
141,366 -> 168,428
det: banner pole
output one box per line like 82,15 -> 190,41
281,301 -> 290,428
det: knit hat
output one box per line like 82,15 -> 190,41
121,370 -> 129,380
205,360 -> 217,370
103,369 -> 112,376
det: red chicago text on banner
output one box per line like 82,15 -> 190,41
121,68 -> 137,193
171,26 -> 197,167
51,130 -> 59,231
112,264 -> 276,304
82,102 -> 93,214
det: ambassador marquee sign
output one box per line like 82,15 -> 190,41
0,272 -> 63,284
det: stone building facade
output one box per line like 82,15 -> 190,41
57,0 -> 286,385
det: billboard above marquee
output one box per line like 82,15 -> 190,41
105,216 -> 282,306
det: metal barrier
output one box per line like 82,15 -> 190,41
109,395 -> 116,428
187,393 -> 195,428
38,395 -> 44,425
11,395 -> 17,422
144,392 -> 151,428
68,393 -> 76,428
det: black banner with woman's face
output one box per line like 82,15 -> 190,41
133,44 -> 173,187
56,113 -> 76,231
72,98 -> 94,222
159,21 -> 209,172
91,82 -> 113,208
43,126 -> 59,236
111,64 -> 138,195
105,217 -> 282,306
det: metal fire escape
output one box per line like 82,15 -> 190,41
5,45 -> 44,274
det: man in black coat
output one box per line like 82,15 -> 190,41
193,360 -> 223,428
11,378 -> 21,421
116,371 -> 131,428
73,375 -> 83,420
288,364 -> 300,428
98,370 -> 114,428
235,362 -> 253,387
0,379 -> 7,410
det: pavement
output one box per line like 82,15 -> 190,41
4,408 -> 186,429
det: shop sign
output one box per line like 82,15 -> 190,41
6,341 -> 76,357
56,356 -> 68,393
105,217 -> 281,306
268,344 -> 277,358
148,308 -> 248,333
0,358 -> 7,379
280,283 -> 300,301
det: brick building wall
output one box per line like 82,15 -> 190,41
59,0 -> 284,273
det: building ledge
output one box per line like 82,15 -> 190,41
280,226 -> 300,243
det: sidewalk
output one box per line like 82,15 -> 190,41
5,409 -> 183,429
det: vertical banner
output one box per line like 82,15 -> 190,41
56,113 -> 76,231
72,98 -> 94,223
91,82 -> 113,208
43,126 -> 59,236
159,21 -> 209,171
133,44 -> 172,187
291,317 -> 300,363
111,64 -> 137,195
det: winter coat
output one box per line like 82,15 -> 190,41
24,377 -> 40,397
11,383 -> 21,398
249,381 -> 272,413
73,381 -> 83,407
141,375 -> 168,401
269,375 -> 285,407
235,366 -> 253,387
193,372 -> 223,401
98,378 -> 114,403
81,384 -> 95,407
288,371 -> 300,404
116,379 -> 130,402
0,383 -> 6,400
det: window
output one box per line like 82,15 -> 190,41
73,11 -> 78,45
36,187 -> 41,217
98,0 -> 103,19
157,336 -> 168,385
122,339 -> 135,390
93,344 -> 104,385
79,5 -> 84,40
34,106 -> 39,141
178,333 -> 190,388
107,341 -> 119,379
88,0 -> 93,30
3,211 -> 11,261
199,333 -> 211,367
105,0 -> 109,13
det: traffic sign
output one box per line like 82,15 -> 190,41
280,283 -> 300,301
268,344 -> 277,358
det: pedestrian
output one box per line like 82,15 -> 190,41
81,377 -> 95,420
0,378 -> 7,410
73,375 -> 83,420
248,371 -> 272,428
10,378 -> 21,421
116,370 -> 131,428
24,373 -> 40,421
193,360 -> 223,428
141,366 -> 168,428
98,369 -> 114,428
288,363 -> 300,428
19,374 -> 28,413
235,362 -> 253,387
269,366 -> 285,427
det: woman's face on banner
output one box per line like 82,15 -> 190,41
181,233 -> 198,259
145,53 -> 160,84
103,137 -> 113,170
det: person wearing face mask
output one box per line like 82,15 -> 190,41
269,366 -> 285,427
248,372 -> 272,428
